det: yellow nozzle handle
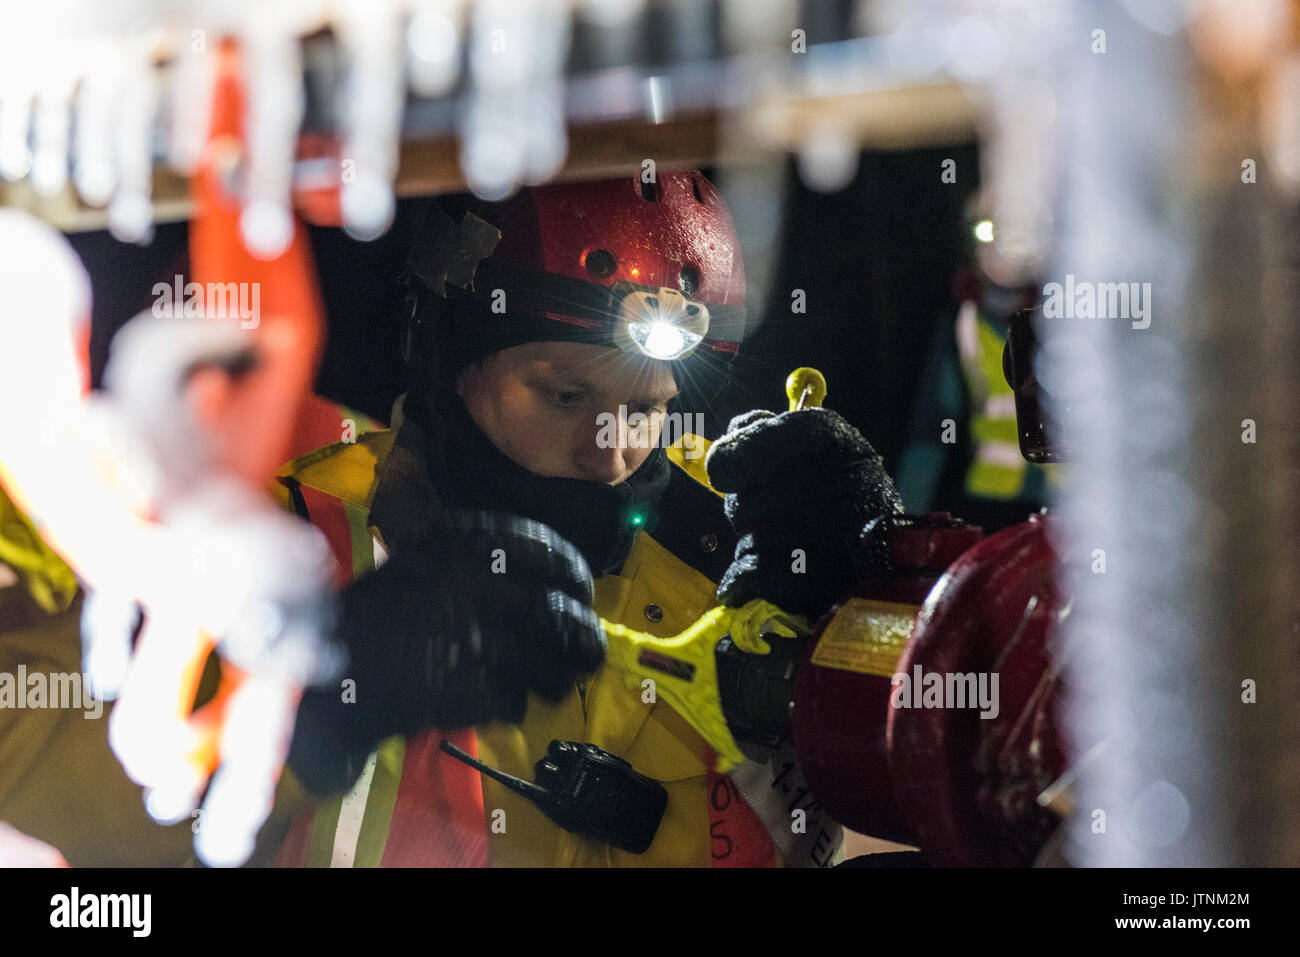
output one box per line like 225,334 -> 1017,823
601,600 -> 810,772
785,367 -> 827,411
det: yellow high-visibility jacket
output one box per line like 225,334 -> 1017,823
271,426 -> 840,868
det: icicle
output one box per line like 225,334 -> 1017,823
108,36 -> 159,245
0,79 -> 34,183
238,17 -> 304,259
167,28 -> 217,177
74,41 -> 124,207
31,63 -> 79,198
462,0 -> 569,200
407,0 -> 463,99
337,0 -> 404,241
520,0 -> 569,187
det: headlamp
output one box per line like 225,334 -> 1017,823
614,286 -> 711,361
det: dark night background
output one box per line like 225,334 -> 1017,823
67,144 -> 980,512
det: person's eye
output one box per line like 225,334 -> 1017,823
630,402 -> 667,417
551,390 -> 586,407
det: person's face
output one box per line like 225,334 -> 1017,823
456,340 -> 679,485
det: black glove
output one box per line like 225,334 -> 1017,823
705,407 -> 903,620
288,512 -> 605,794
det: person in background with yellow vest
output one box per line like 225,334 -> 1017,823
895,220 -> 1057,533
274,171 -> 904,867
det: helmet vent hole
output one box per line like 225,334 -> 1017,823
640,180 -> 657,202
585,248 -> 617,279
679,265 -> 700,295
691,177 -> 704,203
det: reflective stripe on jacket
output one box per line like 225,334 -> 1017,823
958,302 -> 1029,500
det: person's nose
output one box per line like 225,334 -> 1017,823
573,438 -> 628,484
573,418 -> 631,484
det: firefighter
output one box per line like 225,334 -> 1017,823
274,170 -> 903,867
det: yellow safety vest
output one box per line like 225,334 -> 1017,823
957,303 -> 1061,501
270,428 -> 812,868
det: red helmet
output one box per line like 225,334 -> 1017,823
406,170 -> 746,379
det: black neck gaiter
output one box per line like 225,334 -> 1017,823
370,390 -> 672,577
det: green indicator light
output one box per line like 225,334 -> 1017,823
631,513 -> 645,526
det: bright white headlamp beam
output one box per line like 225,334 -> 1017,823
615,286 -> 711,361
630,321 -> 704,360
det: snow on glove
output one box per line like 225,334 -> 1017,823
705,407 -> 903,620
288,512 -> 605,794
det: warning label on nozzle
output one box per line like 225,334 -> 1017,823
809,598 -> 919,677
